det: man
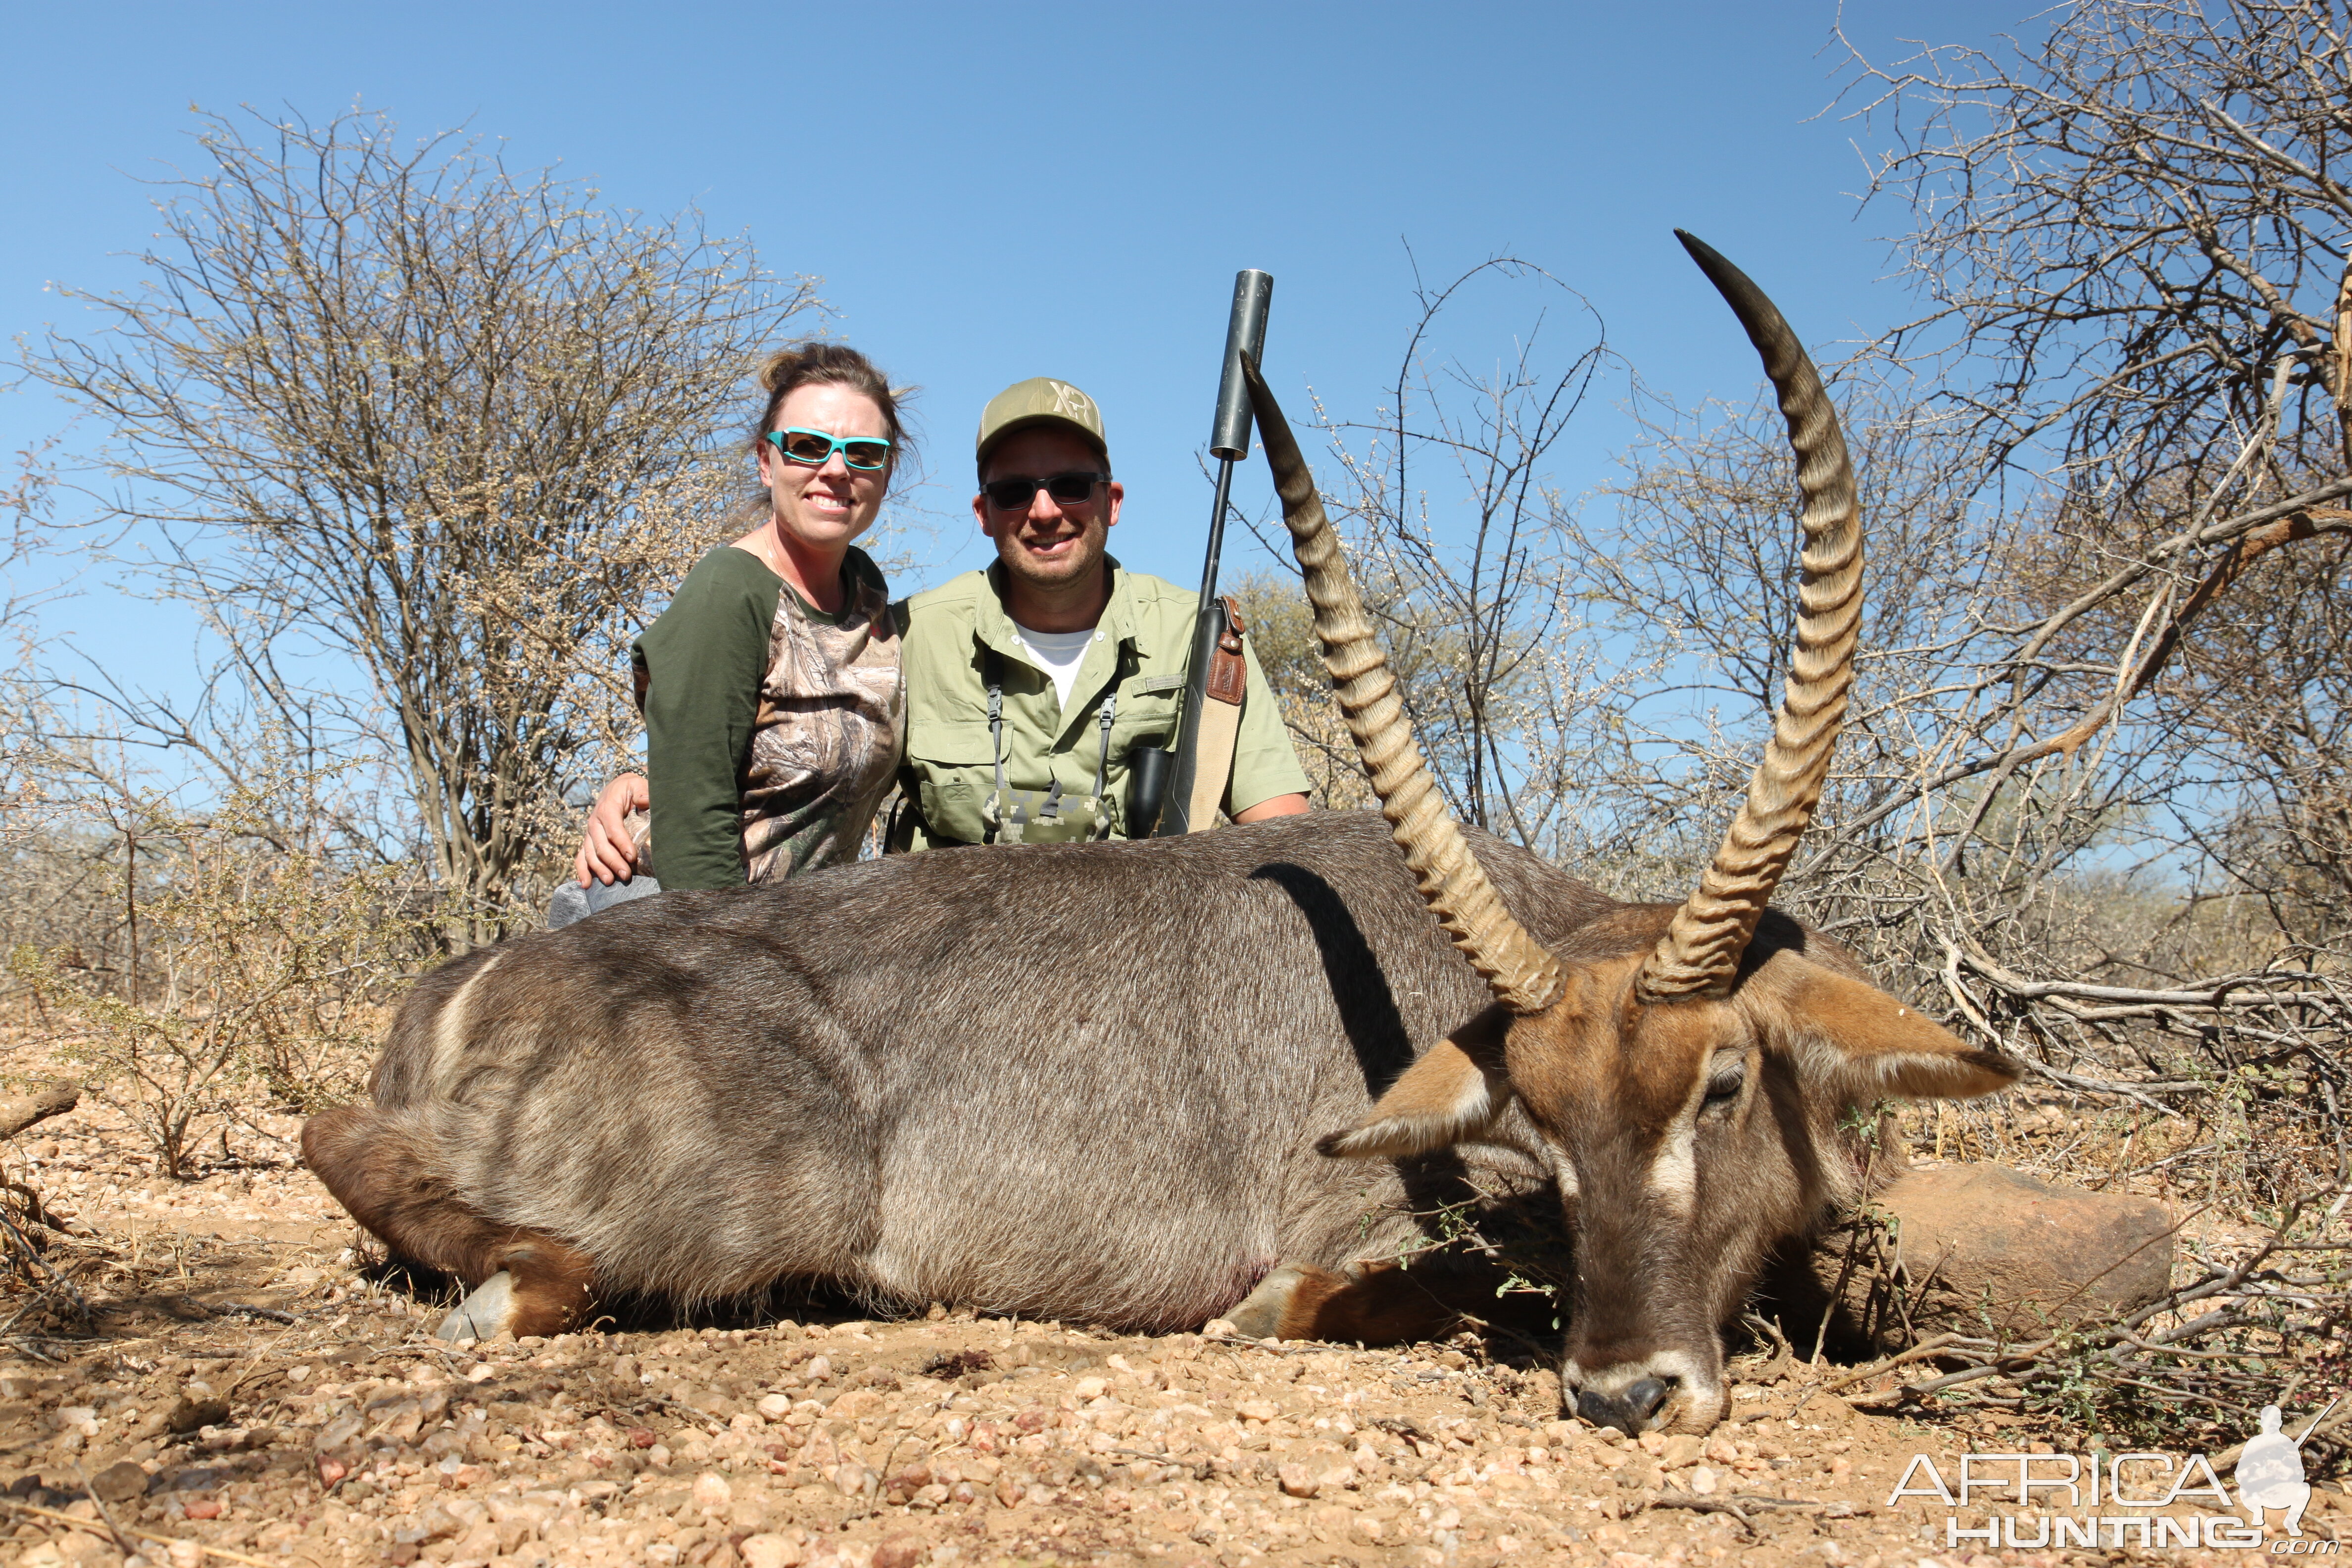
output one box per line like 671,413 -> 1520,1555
2238,1403 -> 2318,1537
892,376 -> 1308,848
563,376 -> 1307,902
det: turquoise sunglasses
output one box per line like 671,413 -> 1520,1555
766,426 -> 894,471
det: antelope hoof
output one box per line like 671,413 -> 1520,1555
436,1270 -> 519,1343
1225,1263 -> 1313,1340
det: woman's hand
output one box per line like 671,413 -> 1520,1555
576,773 -> 650,886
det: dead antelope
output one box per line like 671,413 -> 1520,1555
303,234 -> 2013,1433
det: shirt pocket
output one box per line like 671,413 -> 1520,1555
906,715 -> 994,765
1110,679 -> 1181,752
904,716 -> 996,842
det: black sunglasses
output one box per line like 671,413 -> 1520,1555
982,471 -> 1108,512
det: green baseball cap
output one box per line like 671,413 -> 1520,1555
975,377 -> 1111,478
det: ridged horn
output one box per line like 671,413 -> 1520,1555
1636,232 -> 1864,1003
1241,354 -> 1565,1014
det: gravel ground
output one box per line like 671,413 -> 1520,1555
3,1109 -> 2345,1568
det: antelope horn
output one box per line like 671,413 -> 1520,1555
1241,354 -> 1565,1014
1636,232 -> 1864,1003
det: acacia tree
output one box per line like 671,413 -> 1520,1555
1846,0 -> 2352,490
0,442 -> 69,861
1571,377 -> 2047,895
1535,15 -> 2352,1409
1837,0 -> 2352,948
23,107 -> 815,941
1677,0 -> 2352,1362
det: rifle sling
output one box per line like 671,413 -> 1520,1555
1181,596 -> 1250,833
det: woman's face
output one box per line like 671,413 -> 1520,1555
757,382 -> 892,552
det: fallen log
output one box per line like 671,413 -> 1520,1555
0,1079 -> 79,1139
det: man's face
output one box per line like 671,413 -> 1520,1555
975,427 -> 1124,593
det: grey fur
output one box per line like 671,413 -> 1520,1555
352,811 -> 1886,1334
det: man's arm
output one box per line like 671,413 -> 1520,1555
1222,629 -> 1317,821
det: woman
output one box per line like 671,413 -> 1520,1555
549,343 -> 908,927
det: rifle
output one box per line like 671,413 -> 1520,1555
1130,269 -> 1274,836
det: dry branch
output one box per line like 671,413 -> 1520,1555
0,1496 -> 278,1567
0,1078 -> 78,1139
1839,1188 -> 2347,1459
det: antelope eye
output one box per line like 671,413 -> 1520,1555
1702,1058 -> 1747,1109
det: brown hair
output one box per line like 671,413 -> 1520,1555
748,341 -> 914,474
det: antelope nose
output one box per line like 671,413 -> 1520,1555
1574,1377 -> 1674,1434
1625,1377 -> 1671,1421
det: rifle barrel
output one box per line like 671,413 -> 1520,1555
1149,270 -> 1274,837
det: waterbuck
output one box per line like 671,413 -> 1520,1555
304,234 -> 2014,1434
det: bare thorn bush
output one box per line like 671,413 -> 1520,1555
1241,257 -> 1660,854
18,105 -> 819,941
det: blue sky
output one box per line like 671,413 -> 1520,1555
0,0 -> 2036,703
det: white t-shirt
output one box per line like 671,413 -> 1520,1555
1010,622 -> 1097,709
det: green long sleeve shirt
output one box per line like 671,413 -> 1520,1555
631,545 -> 902,889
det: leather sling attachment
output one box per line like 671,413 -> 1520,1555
1182,596 -> 1249,833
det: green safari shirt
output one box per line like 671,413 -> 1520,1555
894,558 -> 1311,848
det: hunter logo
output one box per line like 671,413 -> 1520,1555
1886,1399 -> 2339,1552
2242,1401 -> 2333,1538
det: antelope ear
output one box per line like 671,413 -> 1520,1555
1316,1006 -> 1514,1159
1774,964 -> 2019,1101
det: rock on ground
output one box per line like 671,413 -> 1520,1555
1797,1162 -> 2176,1353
